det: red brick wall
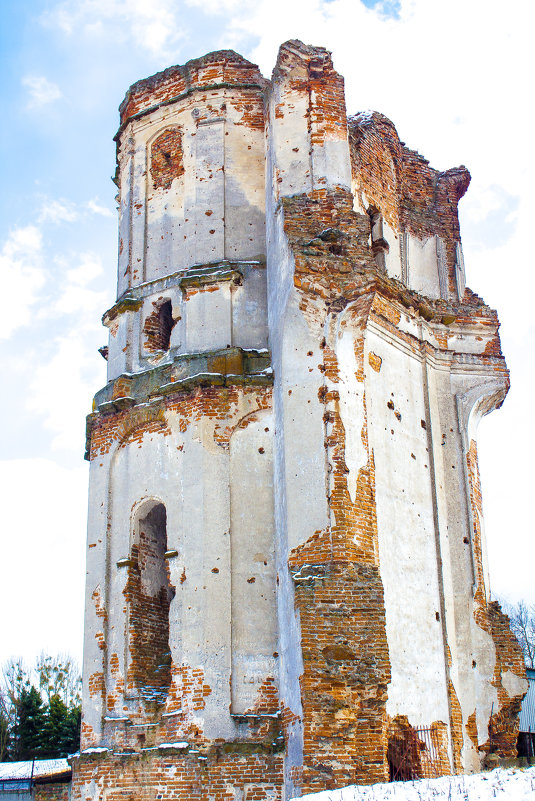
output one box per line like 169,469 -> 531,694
72,750 -> 283,801
34,782 -> 70,801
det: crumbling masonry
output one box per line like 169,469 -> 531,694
72,41 -> 527,801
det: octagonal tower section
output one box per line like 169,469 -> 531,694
105,50 -> 269,381
78,51 -> 282,798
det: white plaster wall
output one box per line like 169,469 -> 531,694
131,135 -> 147,284
85,388 -> 281,744
447,371 -> 511,764
81,455 -> 111,744
184,283 -> 232,353
366,328 -> 450,726
116,132 -> 133,298
231,266 -> 269,350
272,295 -> 329,552
194,119 -> 225,265
106,313 -> 131,381
383,220 -> 402,281
119,89 -> 267,289
268,85 -> 312,198
144,120 -> 195,283
224,117 -> 266,261
101,414 -> 233,737
407,234 -> 441,299
334,314 -> 367,506
312,133 -> 351,192
230,411 -> 278,713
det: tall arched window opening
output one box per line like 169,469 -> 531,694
126,501 -> 174,702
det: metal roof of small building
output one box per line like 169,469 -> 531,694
0,759 -> 70,781
519,667 -> 535,733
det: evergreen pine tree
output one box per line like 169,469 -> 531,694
15,686 -> 45,759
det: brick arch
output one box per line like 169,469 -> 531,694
116,404 -> 169,451
214,403 -> 273,450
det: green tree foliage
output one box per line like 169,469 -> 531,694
0,654 -> 81,761
39,695 -> 81,758
14,686 -> 46,760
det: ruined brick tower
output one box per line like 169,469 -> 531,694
72,41 -> 526,800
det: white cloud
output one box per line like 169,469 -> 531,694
185,0 -> 248,12
462,185 -> 514,226
42,0 -> 186,58
0,198 -> 109,340
87,198 -> 114,218
53,253 -> 107,316
38,196 -> 114,224
27,331 -> 105,452
39,198 -> 78,224
0,226 -> 46,339
0,458 -> 87,666
25,249 -> 107,451
22,75 -> 62,108
65,253 -> 104,286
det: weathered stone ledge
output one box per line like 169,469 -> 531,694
103,260 -> 265,325
85,346 -> 272,459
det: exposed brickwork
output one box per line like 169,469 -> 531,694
150,128 -> 184,191
448,678 -> 464,773
72,750 -> 283,801
273,41 -> 348,159
247,676 -> 279,715
119,50 -> 266,126
387,716 -> 450,780
287,312 -> 389,791
291,562 -> 390,791
34,782 -> 70,801
466,710 -> 479,750
349,112 -> 470,296
89,385 -> 272,461
143,298 -> 176,352
368,351 -> 382,372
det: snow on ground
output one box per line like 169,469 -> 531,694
294,768 -> 535,801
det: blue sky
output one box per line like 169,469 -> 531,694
0,0 -> 533,669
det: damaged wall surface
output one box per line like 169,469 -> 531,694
72,41 -> 526,801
